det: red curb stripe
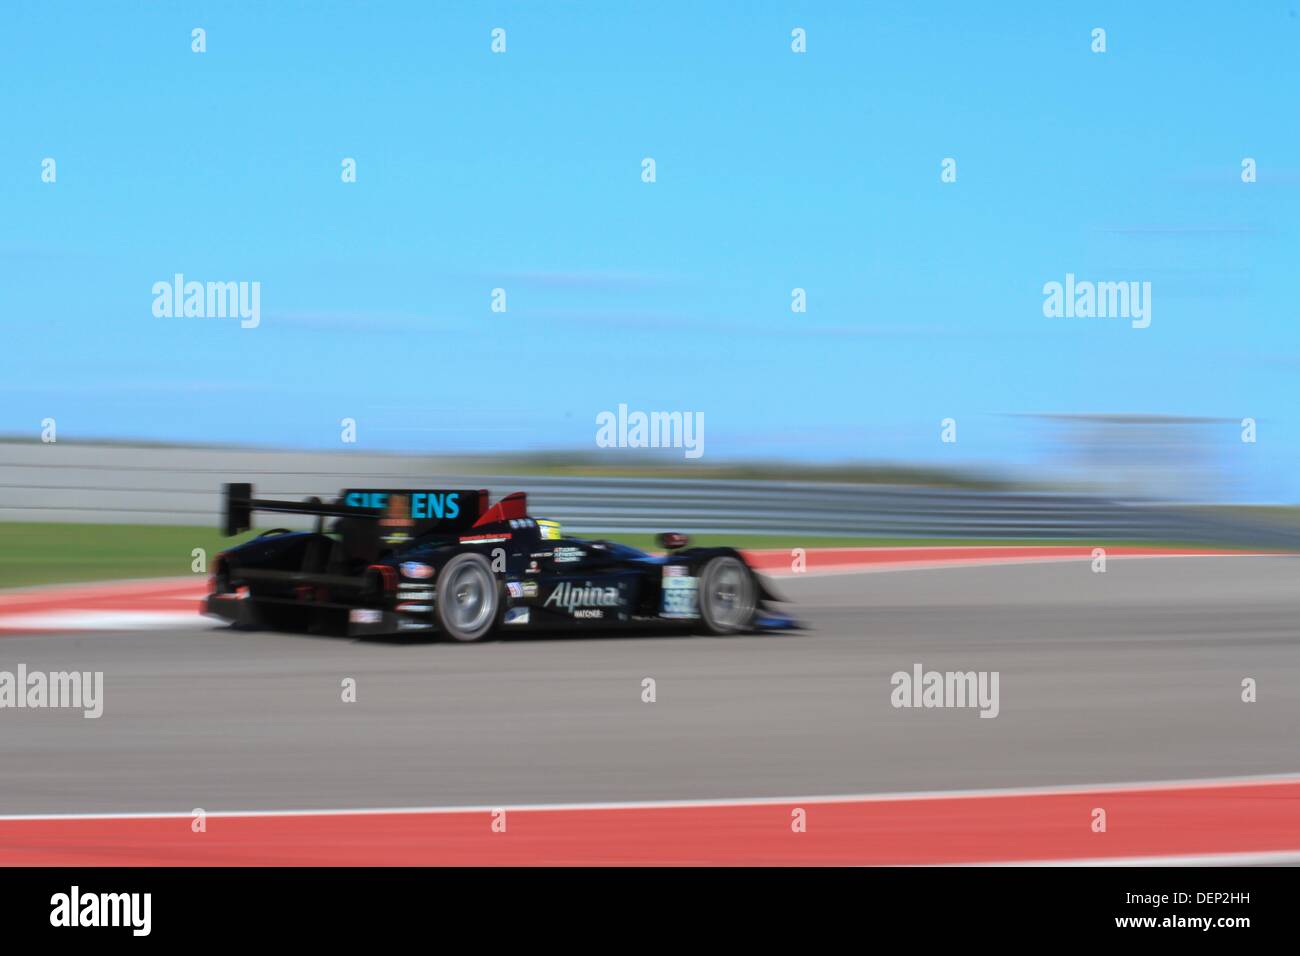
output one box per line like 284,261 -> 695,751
0,578 -> 201,614
742,546 -> 1269,574
2,779 -> 1297,866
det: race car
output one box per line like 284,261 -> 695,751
204,483 -> 797,640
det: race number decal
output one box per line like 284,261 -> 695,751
660,566 -> 699,619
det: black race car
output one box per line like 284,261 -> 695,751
204,484 -> 797,641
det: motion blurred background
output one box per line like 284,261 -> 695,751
1,1 -> 1297,583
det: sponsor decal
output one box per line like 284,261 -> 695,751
508,518 -> 536,529
411,492 -> 460,520
344,492 -> 461,520
543,581 -> 620,613
506,582 -> 524,599
345,491 -> 390,509
400,562 -> 434,580
553,546 -> 584,564
522,580 -> 538,598
526,560 -> 541,574
398,619 -> 433,631
661,568 -> 699,619
573,609 -> 604,619
397,587 -> 434,600
503,607 -> 530,625
349,609 -> 382,624
396,603 -> 433,613
460,533 -> 511,544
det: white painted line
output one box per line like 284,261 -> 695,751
978,849 -> 1300,867
2,771 -> 1296,822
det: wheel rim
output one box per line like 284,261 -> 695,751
444,563 -> 493,633
707,559 -> 754,629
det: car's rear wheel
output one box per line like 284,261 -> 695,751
698,556 -> 757,635
436,553 -> 500,642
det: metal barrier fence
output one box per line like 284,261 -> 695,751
0,441 -> 1294,546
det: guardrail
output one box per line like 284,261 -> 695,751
1,441 -> 1295,547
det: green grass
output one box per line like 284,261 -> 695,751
0,524 -> 257,589
0,522 -> 1264,589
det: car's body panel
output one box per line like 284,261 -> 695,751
204,484 -> 796,638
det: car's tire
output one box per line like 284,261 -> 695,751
698,556 -> 758,635
435,553 -> 500,642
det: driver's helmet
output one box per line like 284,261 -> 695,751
536,519 -> 562,540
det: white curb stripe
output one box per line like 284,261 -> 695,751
0,611 -> 211,631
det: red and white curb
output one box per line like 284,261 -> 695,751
0,578 -> 208,634
747,544 -> 1281,577
1,774 -> 1296,866
0,547 -> 1278,634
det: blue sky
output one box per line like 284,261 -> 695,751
1,2 -> 1297,500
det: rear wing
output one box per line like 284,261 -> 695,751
221,483 -> 489,537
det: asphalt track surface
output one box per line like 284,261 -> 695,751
2,555 -> 1297,818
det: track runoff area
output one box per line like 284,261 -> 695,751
0,545 -> 1291,936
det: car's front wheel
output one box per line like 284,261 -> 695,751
435,553 -> 500,642
698,556 -> 758,635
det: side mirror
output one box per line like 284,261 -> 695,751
656,532 -> 690,551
